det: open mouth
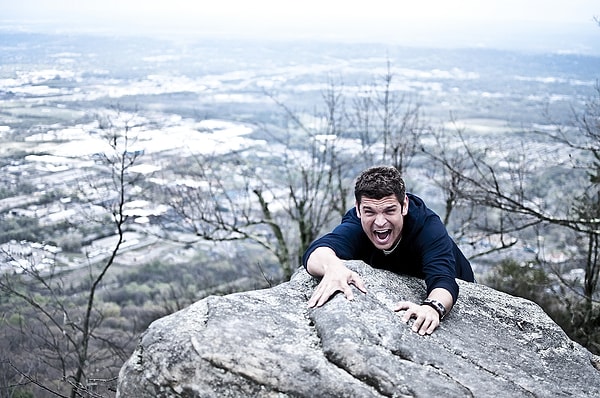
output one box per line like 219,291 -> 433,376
374,229 -> 392,243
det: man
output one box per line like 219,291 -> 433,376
303,165 -> 475,335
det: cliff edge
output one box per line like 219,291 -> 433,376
117,260 -> 600,397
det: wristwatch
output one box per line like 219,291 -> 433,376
422,298 -> 447,320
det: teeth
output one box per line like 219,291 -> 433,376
375,230 -> 390,241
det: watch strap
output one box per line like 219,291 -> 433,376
422,298 -> 447,320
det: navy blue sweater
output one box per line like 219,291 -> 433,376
302,193 -> 474,303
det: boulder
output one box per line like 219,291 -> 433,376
117,260 -> 600,397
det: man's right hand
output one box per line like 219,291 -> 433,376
306,247 -> 367,307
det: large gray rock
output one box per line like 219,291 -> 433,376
117,260 -> 600,397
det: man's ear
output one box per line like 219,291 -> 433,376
402,195 -> 409,216
355,201 -> 361,218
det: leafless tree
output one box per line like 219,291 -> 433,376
160,81 -> 355,279
346,59 -> 429,177
421,119 -> 528,258
0,108 -> 144,397
531,84 -> 600,303
423,86 -> 600,352
161,63 -> 434,280
349,84 -> 378,166
423,121 -> 474,227
377,60 -> 429,175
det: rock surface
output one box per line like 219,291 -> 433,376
117,260 -> 600,397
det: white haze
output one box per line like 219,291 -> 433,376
2,0 -> 599,54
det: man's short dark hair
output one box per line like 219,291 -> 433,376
354,166 -> 406,205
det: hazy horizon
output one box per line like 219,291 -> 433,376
1,0 -> 599,54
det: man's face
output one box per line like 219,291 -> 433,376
356,194 -> 408,250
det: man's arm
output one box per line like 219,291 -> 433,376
306,247 -> 367,307
394,211 -> 458,335
302,208 -> 366,270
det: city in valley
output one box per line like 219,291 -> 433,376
1,32 -> 598,283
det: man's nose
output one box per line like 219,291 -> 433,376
374,213 -> 387,226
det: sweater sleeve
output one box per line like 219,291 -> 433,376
417,216 -> 460,303
302,208 -> 366,269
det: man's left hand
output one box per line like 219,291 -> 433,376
394,301 -> 440,335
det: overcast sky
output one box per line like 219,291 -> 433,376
2,0 -> 599,53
